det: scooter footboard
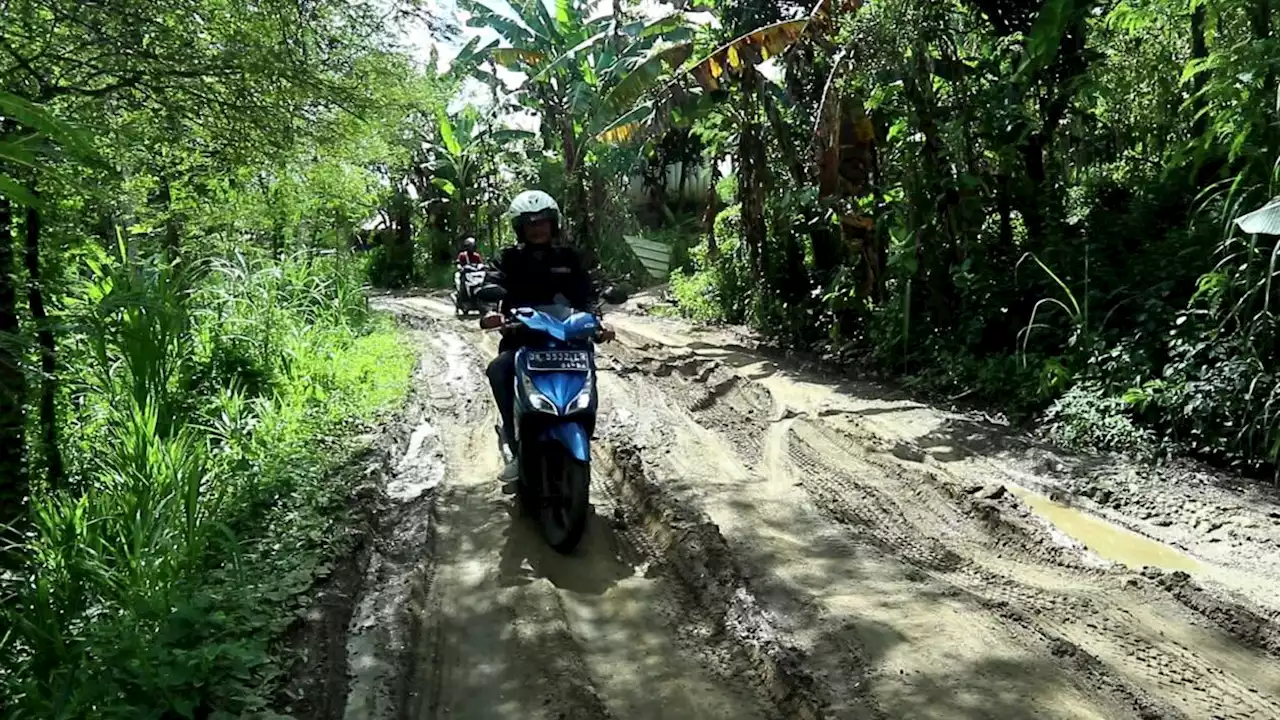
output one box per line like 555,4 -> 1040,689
544,422 -> 591,464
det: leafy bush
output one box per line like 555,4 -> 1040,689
670,262 -> 726,322
1043,381 -> 1154,454
1,250 -> 414,718
669,205 -> 753,324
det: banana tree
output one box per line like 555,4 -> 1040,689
595,0 -> 880,288
411,106 -> 534,256
593,5 -> 818,278
456,0 -> 695,255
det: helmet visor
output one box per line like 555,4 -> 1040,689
514,208 -> 558,227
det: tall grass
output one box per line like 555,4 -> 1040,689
1,247 -> 414,718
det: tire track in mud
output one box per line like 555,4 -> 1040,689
604,362 -> 1136,718
605,323 -> 1280,719
799,415 -> 1280,657
783,419 -> 1280,719
359,298 -> 1280,720
342,332 -> 448,720
355,299 -> 816,720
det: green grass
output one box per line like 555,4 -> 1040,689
1,249 -> 416,719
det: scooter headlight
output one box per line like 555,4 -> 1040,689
520,373 -> 559,415
568,371 -> 594,413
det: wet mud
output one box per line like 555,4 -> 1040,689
284,294 -> 1280,720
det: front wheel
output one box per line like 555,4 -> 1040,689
519,441 -> 589,553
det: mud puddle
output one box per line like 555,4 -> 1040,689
1007,486 -> 1203,573
611,312 -> 1279,606
601,308 -> 1280,719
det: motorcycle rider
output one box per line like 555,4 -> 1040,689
456,236 -> 483,267
480,190 -> 614,481
454,237 -> 485,307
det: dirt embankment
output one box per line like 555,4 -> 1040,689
280,294 -> 1280,720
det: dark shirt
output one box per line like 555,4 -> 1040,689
493,243 -> 595,312
456,250 -> 482,266
488,243 -> 596,349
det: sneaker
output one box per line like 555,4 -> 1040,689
500,457 -> 519,482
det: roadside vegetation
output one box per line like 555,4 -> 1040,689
0,1 -> 442,715
7,0 -> 1280,715
439,0 -> 1280,477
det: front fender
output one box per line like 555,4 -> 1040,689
544,421 -> 590,464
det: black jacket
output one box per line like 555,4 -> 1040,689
491,243 -> 596,316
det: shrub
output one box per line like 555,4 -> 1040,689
1,249 -> 414,718
669,205 -> 753,324
1043,381 -> 1154,454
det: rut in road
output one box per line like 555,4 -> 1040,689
355,295 -> 1280,720
349,303 -> 796,720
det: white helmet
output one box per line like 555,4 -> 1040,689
507,190 -> 560,241
507,190 -> 559,217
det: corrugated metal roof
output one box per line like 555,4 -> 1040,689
624,235 -> 673,280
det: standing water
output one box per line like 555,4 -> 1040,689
1007,487 -> 1203,573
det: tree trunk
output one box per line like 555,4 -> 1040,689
704,161 -> 721,257
1252,0 -> 1275,149
159,177 -> 182,265
589,167 -> 607,257
270,217 -> 284,260
998,174 -> 1014,252
904,39 -> 959,320
739,118 -> 768,281
676,160 -> 688,213
1251,0 -> 1272,43
1020,132 -> 1050,243
1019,6 -> 1091,245
0,197 -> 28,529
813,87 -> 846,276
734,69 -> 770,282
390,190 -> 416,287
652,144 -> 671,224
1191,0 -> 1208,139
24,203 -> 62,489
559,110 -> 592,255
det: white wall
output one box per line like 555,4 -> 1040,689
625,161 -> 718,206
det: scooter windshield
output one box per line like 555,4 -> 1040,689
515,304 -> 599,342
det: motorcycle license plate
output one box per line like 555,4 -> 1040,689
527,350 -> 590,371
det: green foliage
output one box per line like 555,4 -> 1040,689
1043,381 -> 1155,454
459,0 -> 704,253
670,205 -> 753,323
645,0 -> 1280,474
2,251 -> 414,717
715,173 -> 738,204
0,0 -> 436,713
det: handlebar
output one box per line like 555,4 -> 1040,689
481,315 -> 614,342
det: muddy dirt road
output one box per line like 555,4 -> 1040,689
321,294 -> 1280,720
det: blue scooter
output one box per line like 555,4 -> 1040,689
479,288 -> 618,553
